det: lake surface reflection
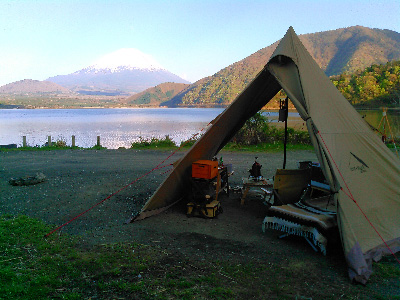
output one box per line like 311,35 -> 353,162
0,108 -> 398,149
0,108 -> 225,149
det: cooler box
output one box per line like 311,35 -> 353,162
192,160 -> 218,179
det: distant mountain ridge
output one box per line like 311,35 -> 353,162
2,26 -> 399,108
47,48 -> 190,95
163,26 -> 400,107
0,79 -> 71,94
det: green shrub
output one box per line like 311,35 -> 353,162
231,112 -> 270,145
180,138 -> 198,148
231,112 -> 311,146
53,139 -> 67,148
131,135 -> 176,149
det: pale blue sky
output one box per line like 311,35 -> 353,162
0,0 -> 399,86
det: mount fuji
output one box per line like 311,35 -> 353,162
47,48 -> 190,95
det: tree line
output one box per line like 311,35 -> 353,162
331,60 -> 400,107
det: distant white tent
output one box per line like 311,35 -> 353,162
135,27 -> 400,283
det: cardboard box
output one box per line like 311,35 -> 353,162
204,200 -> 221,218
186,200 -> 221,218
192,160 -> 218,179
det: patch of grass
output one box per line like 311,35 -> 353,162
374,256 -> 400,279
208,286 -> 234,298
89,144 -> 107,150
386,142 -> 400,150
0,214 -> 149,299
1,214 -> 399,299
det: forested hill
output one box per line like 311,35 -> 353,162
162,26 -> 400,107
123,82 -> 189,106
332,60 -> 400,107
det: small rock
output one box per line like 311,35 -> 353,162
9,172 -> 46,186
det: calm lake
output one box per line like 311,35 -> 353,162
0,108 -> 224,149
0,108 -> 398,149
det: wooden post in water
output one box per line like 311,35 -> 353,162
48,136 -> 52,147
23,136 -> 27,147
72,135 -> 76,147
97,136 -> 101,147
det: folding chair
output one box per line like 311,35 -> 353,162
263,168 -> 311,206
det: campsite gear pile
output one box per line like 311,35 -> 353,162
134,27 -> 400,284
186,160 -> 224,218
262,162 -> 337,255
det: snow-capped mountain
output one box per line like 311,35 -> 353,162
47,48 -> 190,95
87,48 -> 164,72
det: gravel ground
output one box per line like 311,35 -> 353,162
0,148 -> 325,247
0,149 -> 317,244
0,148 -> 359,286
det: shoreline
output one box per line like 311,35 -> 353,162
0,106 -> 395,110
0,101 -> 396,110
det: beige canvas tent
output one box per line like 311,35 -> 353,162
133,27 -> 400,284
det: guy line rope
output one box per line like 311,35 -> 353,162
317,131 -> 400,266
44,123 -> 211,238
